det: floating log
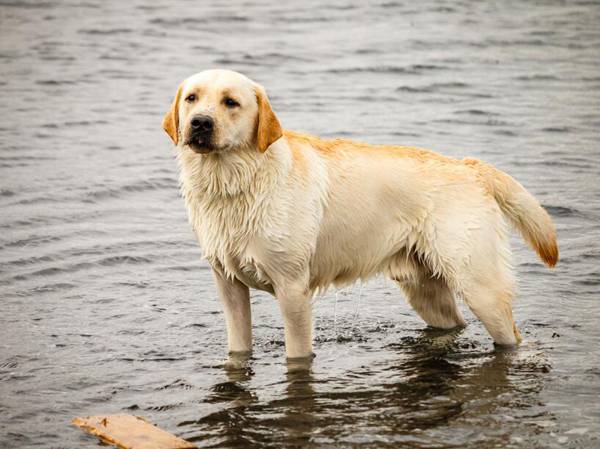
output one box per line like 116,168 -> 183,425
72,415 -> 196,449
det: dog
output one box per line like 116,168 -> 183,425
162,69 -> 558,359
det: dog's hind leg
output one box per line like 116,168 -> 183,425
391,257 -> 466,329
448,223 -> 521,346
459,264 -> 521,346
398,276 -> 466,329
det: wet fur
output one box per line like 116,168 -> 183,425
163,70 -> 558,357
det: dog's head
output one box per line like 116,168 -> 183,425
162,70 -> 282,154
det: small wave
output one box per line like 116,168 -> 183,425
145,403 -> 183,412
0,156 -> 55,162
213,52 -> 313,67
431,6 -> 456,13
39,55 -> 76,62
540,159 -> 592,169
30,283 -> 76,293
86,177 -> 176,201
10,195 -> 64,206
29,266 -> 87,277
354,48 -> 383,55
166,265 -> 203,272
6,255 -> 55,267
156,378 -> 194,391
485,38 -> 550,47
78,28 -> 134,35
0,217 -> 52,230
323,4 -> 356,10
493,129 -> 517,137
529,30 -> 556,37
0,358 -> 19,370
380,1 -> 413,8
0,1 -> 53,8
131,356 -> 185,362
397,82 -> 470,94
411,64 -> 448,71
580,250 -> 600,260
95,69 -> 137,80
427,81 -> 469,89
282,16 -> 335,23
63,119 -> 109,127
543,205 -> 583,218
432,118 -> 474,125
542,126 -> 572,133
327,65 -> 413,75
0,162 -> 34,169
149,15 -> 248,28
185,323 -> 208,328
351,95 -> 398,102
149,17 -> 199,27
116,280 -> 149,289
97,255 -> 153,266
35,79 -> 78,86
213,57 -> 263,67
98,54 -> 131,61
13,255 -> 152,281
261,52 -> 313,62
397,86 -> 428,93
573,277 -> 600,287
515,74 -> 559,81
390,131 -> 421,137
455,109 -> 497,116
2,235 -> 62,249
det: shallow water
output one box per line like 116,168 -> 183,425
1,0 -> 600,448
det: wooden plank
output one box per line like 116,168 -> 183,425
72,415 -> 196,449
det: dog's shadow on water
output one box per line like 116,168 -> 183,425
183,328 -> 551,448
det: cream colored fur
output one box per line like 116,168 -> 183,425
162,70 -> 559,358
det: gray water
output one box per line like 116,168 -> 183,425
1,1 -> 600,448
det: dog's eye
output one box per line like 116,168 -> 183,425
223,97 -> 240,108
185,93 -> 196,103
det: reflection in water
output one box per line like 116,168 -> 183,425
183,353 -> 258,447
267,359 -> 318,448
184,330 -> 551,448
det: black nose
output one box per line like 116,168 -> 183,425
190,116 -> 214,133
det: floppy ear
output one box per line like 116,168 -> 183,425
162,84 -> 182,145
255,84 -> 283,152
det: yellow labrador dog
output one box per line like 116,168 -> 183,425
162,69 -> 558,359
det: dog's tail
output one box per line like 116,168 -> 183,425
463,158 -> 558,267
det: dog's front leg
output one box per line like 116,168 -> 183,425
212,269 -> 252,353
275,283 -> 313,359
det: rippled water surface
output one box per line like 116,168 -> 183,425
1,1 -> 600,448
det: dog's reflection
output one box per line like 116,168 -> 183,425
190,329 -> 548,447
274,357 -> 317,445
203,352 -> 256,407
193,353 -> 317,447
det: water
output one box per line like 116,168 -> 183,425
1,1 -> 599,447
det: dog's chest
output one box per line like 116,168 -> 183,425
209,240 -> 274,293
186,193 -> 274,289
